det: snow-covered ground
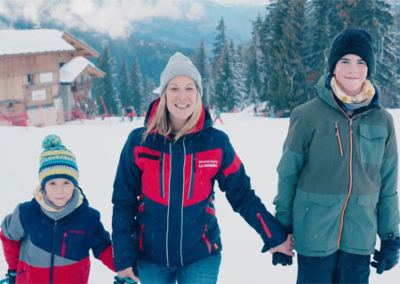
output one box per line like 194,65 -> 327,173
1,110 -> 399,283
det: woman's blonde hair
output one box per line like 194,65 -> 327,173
143,88 -> 203,141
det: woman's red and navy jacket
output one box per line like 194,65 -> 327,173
0,188 -> 115,283
112,99 -> 287,271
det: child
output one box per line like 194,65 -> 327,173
0,134 -> 115,283
273,28 -> 400,283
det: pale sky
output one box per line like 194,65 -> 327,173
0,0 -> 269,38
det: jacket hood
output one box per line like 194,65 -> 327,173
143,98 -> 213,135
314,74 -> 380,113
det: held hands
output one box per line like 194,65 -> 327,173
115,267 -> 139,284
6,270 -> 16,284
371,237 -> 400,274
270,234 -> 295,266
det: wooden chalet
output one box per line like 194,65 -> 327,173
0,29 -> 103,126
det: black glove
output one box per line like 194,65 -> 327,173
272,225 -> 293,266
114,275 -> 137,284
371,236 -> 400,274
272,252 -> 293,266
6,270 -> 16,284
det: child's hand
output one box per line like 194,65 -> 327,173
6,270 -> 16,284
270,234 -> 295,257
116,267 -> 139,283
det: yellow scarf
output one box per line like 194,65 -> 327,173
331,76 -> 375,104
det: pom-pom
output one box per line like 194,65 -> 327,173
42,134 -> 62,150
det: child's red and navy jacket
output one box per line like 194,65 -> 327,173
112,98 -> 287,271
0,187 -> 115,283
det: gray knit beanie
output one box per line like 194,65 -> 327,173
159,52 -> 202,96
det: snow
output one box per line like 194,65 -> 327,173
60,56 -> 103,83
0,29 -> 74,56
1,110 -> 399,283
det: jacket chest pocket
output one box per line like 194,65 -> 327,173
61,230 -> 87,259
359,125 -> 387,165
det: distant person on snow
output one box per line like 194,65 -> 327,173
0,135 -> 115,284
213,105 -> 223,124
273,28 -> 400,283
112,52 -> 294,284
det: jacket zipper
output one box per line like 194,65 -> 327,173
49,221 -> 57,284
165,144 -> 172,267
180,138 -> 186,266
337,118 -> 353,248
160,153 -> 165,198
331,94 -> 354,249
334,121 -> 343,157
188,153 -> 196,199
61,232 -> 67,257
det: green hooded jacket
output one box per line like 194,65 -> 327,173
274,75 -> 399,257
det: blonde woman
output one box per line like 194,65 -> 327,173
112,52 -> 294,284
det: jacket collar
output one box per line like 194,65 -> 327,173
314,74 -> 380,116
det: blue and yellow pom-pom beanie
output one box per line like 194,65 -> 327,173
39,134 -> 79,190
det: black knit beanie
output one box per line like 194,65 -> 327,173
328,28 -> 374,77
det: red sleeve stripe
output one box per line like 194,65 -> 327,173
222,154 -> 241,177
206,206 -> 215,215
256,213 -> 272,238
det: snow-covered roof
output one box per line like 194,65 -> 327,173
0,29 -> 74,56
60,56 -> 104,83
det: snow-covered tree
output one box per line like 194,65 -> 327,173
118,57 -> 131,108
93,45 -> 119,115
129,57 -> 144,111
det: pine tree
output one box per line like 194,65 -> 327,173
129,57 -> 144,111
232,44 -> 248,108
93,45 -> 119,115
284,0 -> 308,109
212,17 -> 228,81
118,57 -> 131,108
142,77 -> 157,110
245,14 -> 264,105
303,0 -> 330,86
213,18 -> 227,62
193,41 -> 213,107
215,45 -> 235,111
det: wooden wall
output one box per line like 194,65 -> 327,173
0,52 -> 74,107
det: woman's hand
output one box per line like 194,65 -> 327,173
117,267 -> 140,283
270,234 -> 295,256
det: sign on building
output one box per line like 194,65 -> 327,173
32,89 -> 46,101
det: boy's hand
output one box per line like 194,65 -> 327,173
270,234 -> 295,266
371,237 -> 400,274
6,270 -> 16,284
270,234 -> 295,256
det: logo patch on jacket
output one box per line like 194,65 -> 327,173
198,159 -> 219,168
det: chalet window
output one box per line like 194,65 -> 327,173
27,74 -> 33,86
40,72 -> 53,83
7,102 -> 14,109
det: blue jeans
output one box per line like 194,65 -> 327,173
297,250 -> 370,283
137,253 -> 221,284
